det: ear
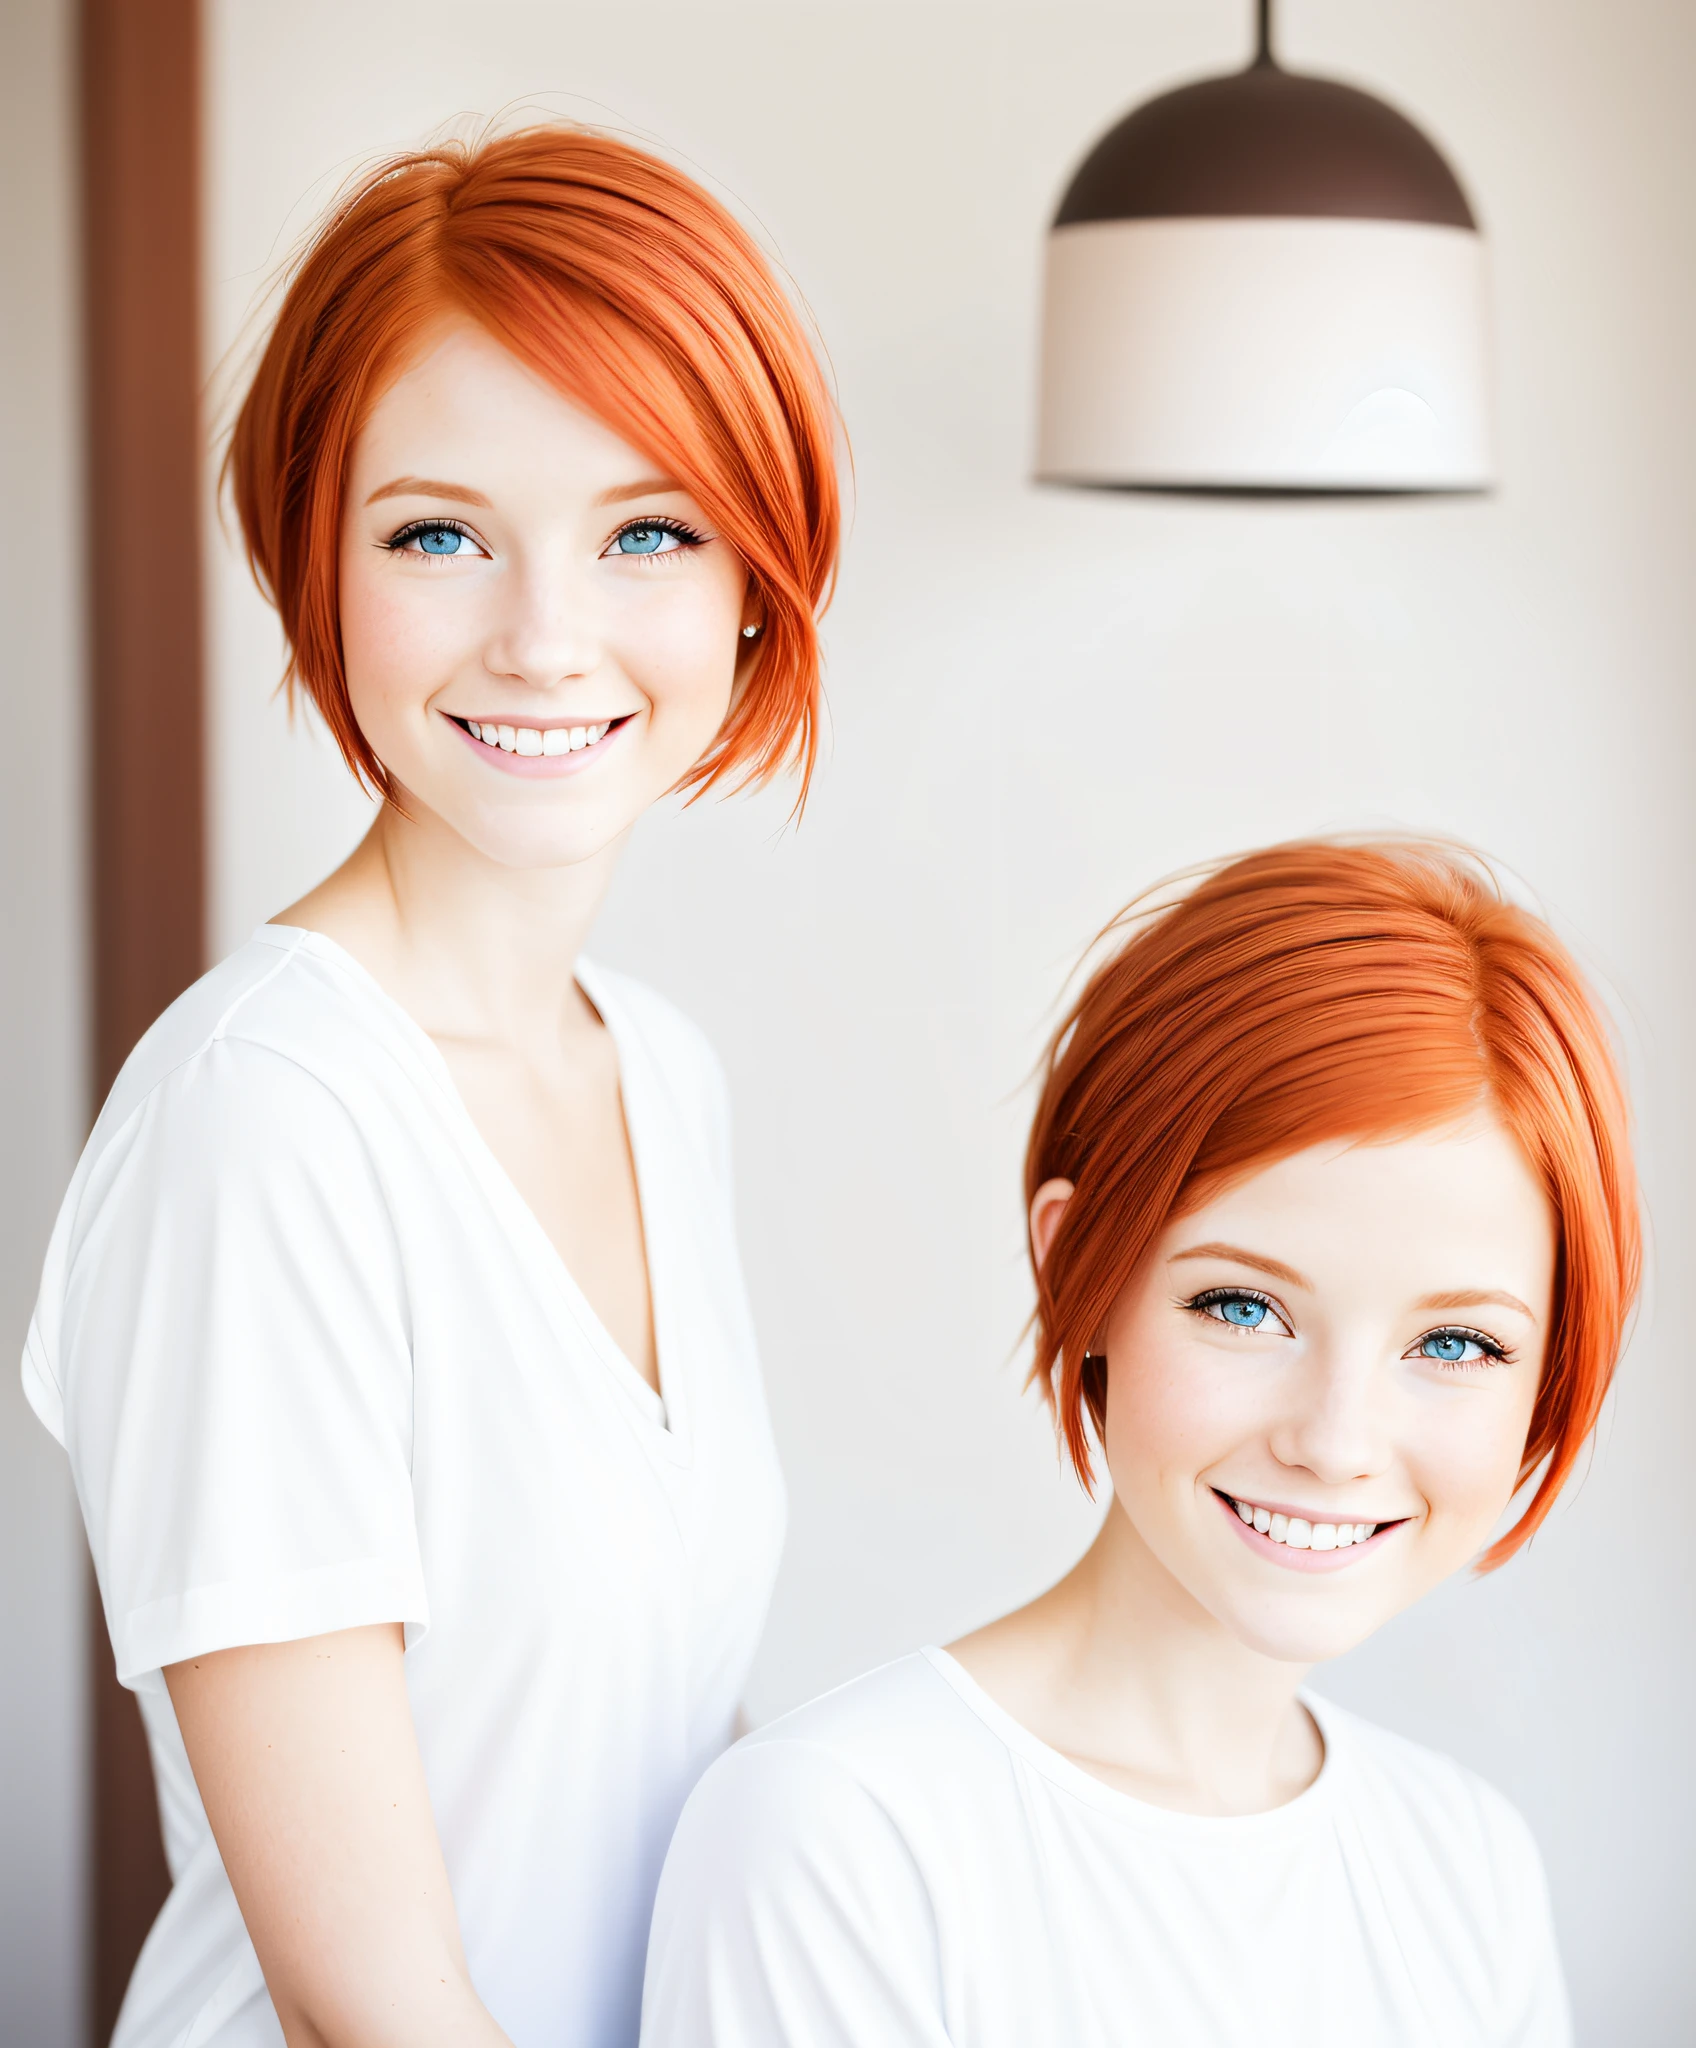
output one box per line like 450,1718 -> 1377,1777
1029,1178 -> 1075,1273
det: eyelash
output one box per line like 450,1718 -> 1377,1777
1425,1325 -> 1513,1366
1184,1286 -> 1283,1329
383,518 -> 479,555
380,515 -> 709,558
1181,1291 -> 1513,1366
609,515 -> 708,557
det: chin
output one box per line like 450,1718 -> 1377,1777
1209,1584 -> 1391,1667
423,789 -> 638,872
472,818 -> 632,871
1230,1614 -> 1376,1667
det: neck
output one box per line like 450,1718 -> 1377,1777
955,1499 -> 1318,1815
280,794 -> 626,1053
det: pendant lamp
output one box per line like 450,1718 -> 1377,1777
1036,0 -> 1492,493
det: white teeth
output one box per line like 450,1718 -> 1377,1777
470,719 -> 614,756
1232,1495 -> 1382,1551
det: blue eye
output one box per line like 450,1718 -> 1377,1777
388,520 -> 482,559
616,524 -> 673,556
607,517 -> 707,560
1418,1330 -> 1499,1366
1188,1288 -> 1281,1332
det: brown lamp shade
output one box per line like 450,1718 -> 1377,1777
1055,65 -> 1476,231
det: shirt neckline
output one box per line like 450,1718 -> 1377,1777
254,922 -> 684,1449
919,1646 -> 1343,1838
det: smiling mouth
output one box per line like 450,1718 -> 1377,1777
451,713 -> 632,758
1213,1488 -> 1409,1553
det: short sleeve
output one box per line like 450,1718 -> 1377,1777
641,1737 -> 950,2048
26,1037 -> 425,1693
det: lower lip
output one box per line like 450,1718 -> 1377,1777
448,714 -> 630,778
1213,1489 -> 1405,1574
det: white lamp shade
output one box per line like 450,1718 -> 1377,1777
1037,214 -> 1493,491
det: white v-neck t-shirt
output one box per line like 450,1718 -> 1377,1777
23,925 -> 787,2048
642,1649 -> 1570,2048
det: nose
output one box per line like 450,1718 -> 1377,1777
1267,1350 -> 1394,1490
482,550 -> 602,692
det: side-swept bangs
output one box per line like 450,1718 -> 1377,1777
227,126 -> 841,803
1026,840 -> 1639,1569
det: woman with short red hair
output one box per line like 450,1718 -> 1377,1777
645,839 -> 1635,2048
24,127 -> 838,2047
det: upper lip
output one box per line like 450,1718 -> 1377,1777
1214,1487 -> 1411,1525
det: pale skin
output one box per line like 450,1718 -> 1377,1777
166,318 -> 765,2046
952,1116 -> 1555,1817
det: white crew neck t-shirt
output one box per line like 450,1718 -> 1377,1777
642,1648 -> 1570,2048
23,925 -> 786,2048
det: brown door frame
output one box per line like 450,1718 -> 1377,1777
79,0 -> 205,2034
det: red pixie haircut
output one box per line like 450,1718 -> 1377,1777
1027,840 -> 1639,1569
227,126 -> 840,801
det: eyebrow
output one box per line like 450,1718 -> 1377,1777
1415,1288 -> 1538,1321
1170,1243 -> 1313,1290
363,475 -> 685,510
593,477 -> 684,506
1170,1246 -> 1537,1323
364,476 -> 491,507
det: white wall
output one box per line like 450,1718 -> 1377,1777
0,0 -> 88,2039
206,3 -> 1696,2038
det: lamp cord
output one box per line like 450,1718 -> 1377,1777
1255,0 -> 1275,68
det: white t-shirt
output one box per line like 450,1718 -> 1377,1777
23,925 -> 786,2048
642,1648 -> 1570,2048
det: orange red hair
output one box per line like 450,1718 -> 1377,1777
1026,840 -> 1639,1569
227,126 -> 841,802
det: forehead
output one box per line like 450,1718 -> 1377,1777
1169,1120 -> 1555,1303
348,319 -> 650,492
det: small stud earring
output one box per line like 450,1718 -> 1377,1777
741,623 -> 761,639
